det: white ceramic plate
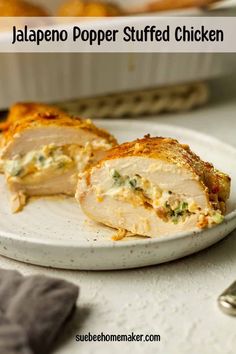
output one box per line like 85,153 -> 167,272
0,121 -> 235,270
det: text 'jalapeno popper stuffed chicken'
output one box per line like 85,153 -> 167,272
76,136 -> 231,238
0,103 -> 117,212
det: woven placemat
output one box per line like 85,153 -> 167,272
56,82 -> 209,118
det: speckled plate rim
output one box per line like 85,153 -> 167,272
0,121 -> 235,251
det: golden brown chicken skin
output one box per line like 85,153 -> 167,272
1,103 -> 117,151
0,0 -> 48,16
0,102 -> 64,133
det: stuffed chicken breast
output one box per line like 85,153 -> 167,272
76,136 -> 231,238
0,103 -> 65,172
0,103 -> 117,212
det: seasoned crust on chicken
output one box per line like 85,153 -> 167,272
1,103 -> 117,158
0,102 -> 63,132
0,0 -> 48,16
76,136 -> 231,238
0,102 -> 117,212
57,0 -> 123,16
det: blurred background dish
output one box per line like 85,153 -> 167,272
57,0 -> 124,16
129,0 -> 221,14
35,0 -> 226,15
0,0 -> 49,16
0,48 -> 234,114
0,0 -> 236,117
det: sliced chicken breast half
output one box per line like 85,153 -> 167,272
0,102 -> 65,170
0,103 -> 117,212
76,136 -> 231,238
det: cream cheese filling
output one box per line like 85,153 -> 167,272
95,169 -> 224,228
4,144 -> 75,179
3,139 -> 111,180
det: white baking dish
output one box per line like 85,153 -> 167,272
0,0 -> 235,110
